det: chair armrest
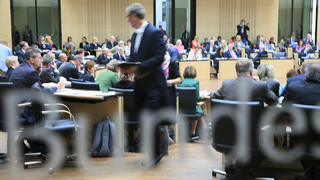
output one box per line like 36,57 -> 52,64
44,103 -> 71,113
42,110 -> 77,132
17,102 -> 31,107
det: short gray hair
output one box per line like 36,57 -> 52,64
38,36 -> 44,41
236,59 -> 254,76
126,3 -> 145,19
42,53 -> 54,65
74,55 -> 83,62
305,62 -> 320,79
257,64 -> 275,81
118,40 -> 124,45
0,40 -> 8,45
24,47 -> 41,62
102,48 -> 109,53
210,40 -> 214,44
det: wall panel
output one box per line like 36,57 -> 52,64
196,0 -> 279,44
0,0 -> 12,48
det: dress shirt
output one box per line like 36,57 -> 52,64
0,44 -> 13,72
134,21 -> 148,53
240,25 -> 244,33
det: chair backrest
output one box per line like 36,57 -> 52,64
71,81 -> 100,91
176,87 -> 197,115
0,82 -> 14,131
291,104 -> 320,156
210,99 -> 261,153
272,52 -> 285,58
0,75 -> 8,82
108,87 -> 135,113
69,77 -> 85,82
83,45 -> 91,51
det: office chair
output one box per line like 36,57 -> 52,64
0,75 -> 8,82
176,87 -> 204,142
71,81 -> 100,91
290,104 -> 320,179
272,52 -> 285,58
210,99 -> 264,179
83,45 -> 91,56
69,77 -> 85,82
108,87 -> 138,151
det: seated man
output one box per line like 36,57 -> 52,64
107,36 -> 118,49
113,47 -> 126,62
98,48 -> 113,64
55,53 -> 67,69
9,47 -> 65,124
188,46 -> 202,60
211,59 -> 278,105
16,41 -> 29,64
40,53 -> 60,83
299,42 -> 314,59
61,55 -> 83,81
34,36 -> 48,51
203,40 -> 216,57
281,62 -> 308,96
224,44 -> 240,59
313,41 -> 320,52
5,55 -> 20,79
168,44 -> 179,60
303,33 -> 314,47
283,62 -> 320,105
285,32 -> 298,47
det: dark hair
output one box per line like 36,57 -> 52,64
217,36 -> 221,39
24,47 -> 41,62
67,55 -> 74,62
216,47 -> 223,55
82,36 -> 87,40
76,48 -> 84,55
183,66 -> 197,78
20,41 -> 27,48
127,39 -> 131,43
286,69 -> 299,78
250,42 -> 257,49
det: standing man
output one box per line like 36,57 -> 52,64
236,19 -> 250,45
122,3 -> 171,166
0,40 -> 13,75
181,25 -> 189,49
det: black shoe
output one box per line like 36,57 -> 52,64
141,153 -> 164,166
190,133 -> 199,140
187,138 -> 195,143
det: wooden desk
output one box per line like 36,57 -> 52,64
241,48 -> 246,58
287,46 -> 293,58
95,49 -> 103,57
94,67 -> 107,78
179,60 -> 210,80
303,58 -> 320,63
54,89 -> 124,148
260,58 -> 294,78
293,53 -> 300,70
217,58 -> 238,80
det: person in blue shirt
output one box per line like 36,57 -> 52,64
0,40 -> 13,75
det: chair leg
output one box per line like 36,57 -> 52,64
212,169 -> 226,177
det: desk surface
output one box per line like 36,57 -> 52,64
54,88 -> 116,100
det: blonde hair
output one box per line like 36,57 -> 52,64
107,59 -> 119,72
6,56 -> 18,68
45,36 -> 51,43
236,35 -> 241,41
92,37 -> 98,43
257,64 -> 276,81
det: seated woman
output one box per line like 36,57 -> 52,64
256,64 -> 280,97
79,36 -> 89,49
90,36 -> 102,56
192,36 -> 202,49
178,66 -> 208,140
213,47 -> 225,71
295,39 -> 305,53
80,60 -> 96,82
62,42 -> 74,57
174,39 -> 185,53
95,59 -> 119,91
44,35 -> 57,51
114,73 -> 134,89
220,40 -> 228,52
5,55 -> 20,79
234,35 -> 245,54
188,46 -> 202,60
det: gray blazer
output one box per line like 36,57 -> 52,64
211,76 -> 278,105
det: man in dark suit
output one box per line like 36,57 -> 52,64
303,33 -> 314,47
300,42 -> 314,59
34,36 -> 48,51
285,32 -> 298,47
9,47 -> 65,124
225,44 -> 240,59
236,19 -> 250,45
113,47 -> 126,62
313,41 -> 320,52
61,55 -> 82,81
181,25 -> 189,49
97,48 -> 113,64
16,41 -> 29,64
107,36 -> 118,49
203,40 -> 216,55
40,53 -> 60,83
211,59 -> 278,105
55,53 -> 67,69
122,3 -> 171,166
283,62 -> 320,105
214,36 -> 222,47
168,44 -> 179,60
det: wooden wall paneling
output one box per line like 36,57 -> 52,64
0,0 -> 12,48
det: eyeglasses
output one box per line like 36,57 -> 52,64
126,14 -> 133,18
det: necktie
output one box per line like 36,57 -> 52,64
231,50 -> 236,59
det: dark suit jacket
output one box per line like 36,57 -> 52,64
204,44 -> 216,53
236,24 -> 250,39
55,59 -> 63,69
40,67 -> 60,83
285,38 -> 298,46
168,48 -> 179,60
256,41 -> 266,50
114,80 -> 135,89
283,78 -> 320,105
300,48 -> 314,58
265,80 -> 280,97
9,63 -> 57,124
128,23 -> 171,109
34,41 -> 47,50
107,41 -> 118,49
79,42 -> 88,49
224,49 -> 240,59
303,38 -> 314,46
97,54 -> 112,64
212,76 -> 278,105
60,62 -> 81,81
281,73 -> 305,96
5,67 -> 14,79
80,72 -> 95,82
113,53 -> 126,62
214,41 -> 221,47
16,49 -> 25,64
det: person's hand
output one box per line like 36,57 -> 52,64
252,75 -> 260,81
120,66 -> 138,73
57,80 -> 66,90
166,79 -> 175,85
51,61 -> 57,70
204,51 -> 208,54
201,94 -> 205,99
